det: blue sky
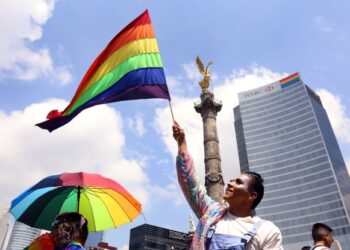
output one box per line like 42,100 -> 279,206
1,0 -> 350,249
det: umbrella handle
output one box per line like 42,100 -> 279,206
77,186 -> 81,212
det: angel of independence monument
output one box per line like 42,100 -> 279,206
194,56 -> 224,202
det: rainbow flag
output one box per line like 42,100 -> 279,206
279,72 -> 300,88
36,10 -> 170,132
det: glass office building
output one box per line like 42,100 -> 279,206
129,223 -> 190,250
234,73 -> 350,249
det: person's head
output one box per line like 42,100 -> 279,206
312,223 -> 334,248
301,246 -> 311,250
51,212 -> 88,247
223,171 -> 264,211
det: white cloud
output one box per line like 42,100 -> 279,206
182,62 -> 201,82
0,0 -> 72,84
127,113 -> 146,137
155,65 -> 285,184
55,66 -> 73,85
165,64 -> 198,97
314,16 -> 333,33
166,75 -> 187,96
316,89 -> 350,143
0,100 -> 150,210
150,183 -> 184,206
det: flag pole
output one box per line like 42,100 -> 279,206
169,100 -> 182,151
168,100 -> 175,123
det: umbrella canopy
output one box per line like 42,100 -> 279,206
10,172 -> 142,232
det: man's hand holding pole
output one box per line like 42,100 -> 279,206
172,121 -> 187,153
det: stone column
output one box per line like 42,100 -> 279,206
194,90 -> 224,202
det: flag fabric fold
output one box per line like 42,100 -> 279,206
36,9 -> 170,132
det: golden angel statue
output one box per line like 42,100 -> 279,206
196,56 -> 213,91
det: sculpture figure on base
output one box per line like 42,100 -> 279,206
196,56 -> 213,91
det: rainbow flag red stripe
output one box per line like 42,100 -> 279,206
279,72 -> 300,88
36,10 -> 170,132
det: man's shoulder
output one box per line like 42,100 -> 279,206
247,218 -> 283,250
256,218 -> 282,235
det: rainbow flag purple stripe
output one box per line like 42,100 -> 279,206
36,10 -> 170,132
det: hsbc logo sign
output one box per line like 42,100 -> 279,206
239,82 -> 280,101
264,86 -> 274,92
244,89 -> 263,98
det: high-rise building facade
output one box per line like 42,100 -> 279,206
6,221 -> 41,250
129,224 -> 190,250
234,73 -> 350,249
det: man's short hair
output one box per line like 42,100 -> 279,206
52,212 -> 89,246
244,171 -> 264,209
312,223 -> 333,241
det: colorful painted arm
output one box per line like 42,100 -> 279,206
176,151 -> 215,219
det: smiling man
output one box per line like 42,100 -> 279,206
173,122 -> 283,250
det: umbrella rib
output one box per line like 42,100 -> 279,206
68,186 -> 141,230
90,188 -> 135,228
89,188 -> 120,229
80,187 -> 97,231
91,188 -> 141,227
82,187 -> 102,197
83,186 -> 130,230
25,187 -> 73,229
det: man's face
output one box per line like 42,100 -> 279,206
223,174 -> 256,206
324,230 -> 334,248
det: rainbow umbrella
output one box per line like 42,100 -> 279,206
10,172 -> 142,232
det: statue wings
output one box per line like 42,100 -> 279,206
196,56 -> 213,91
196,56 -> 206,76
